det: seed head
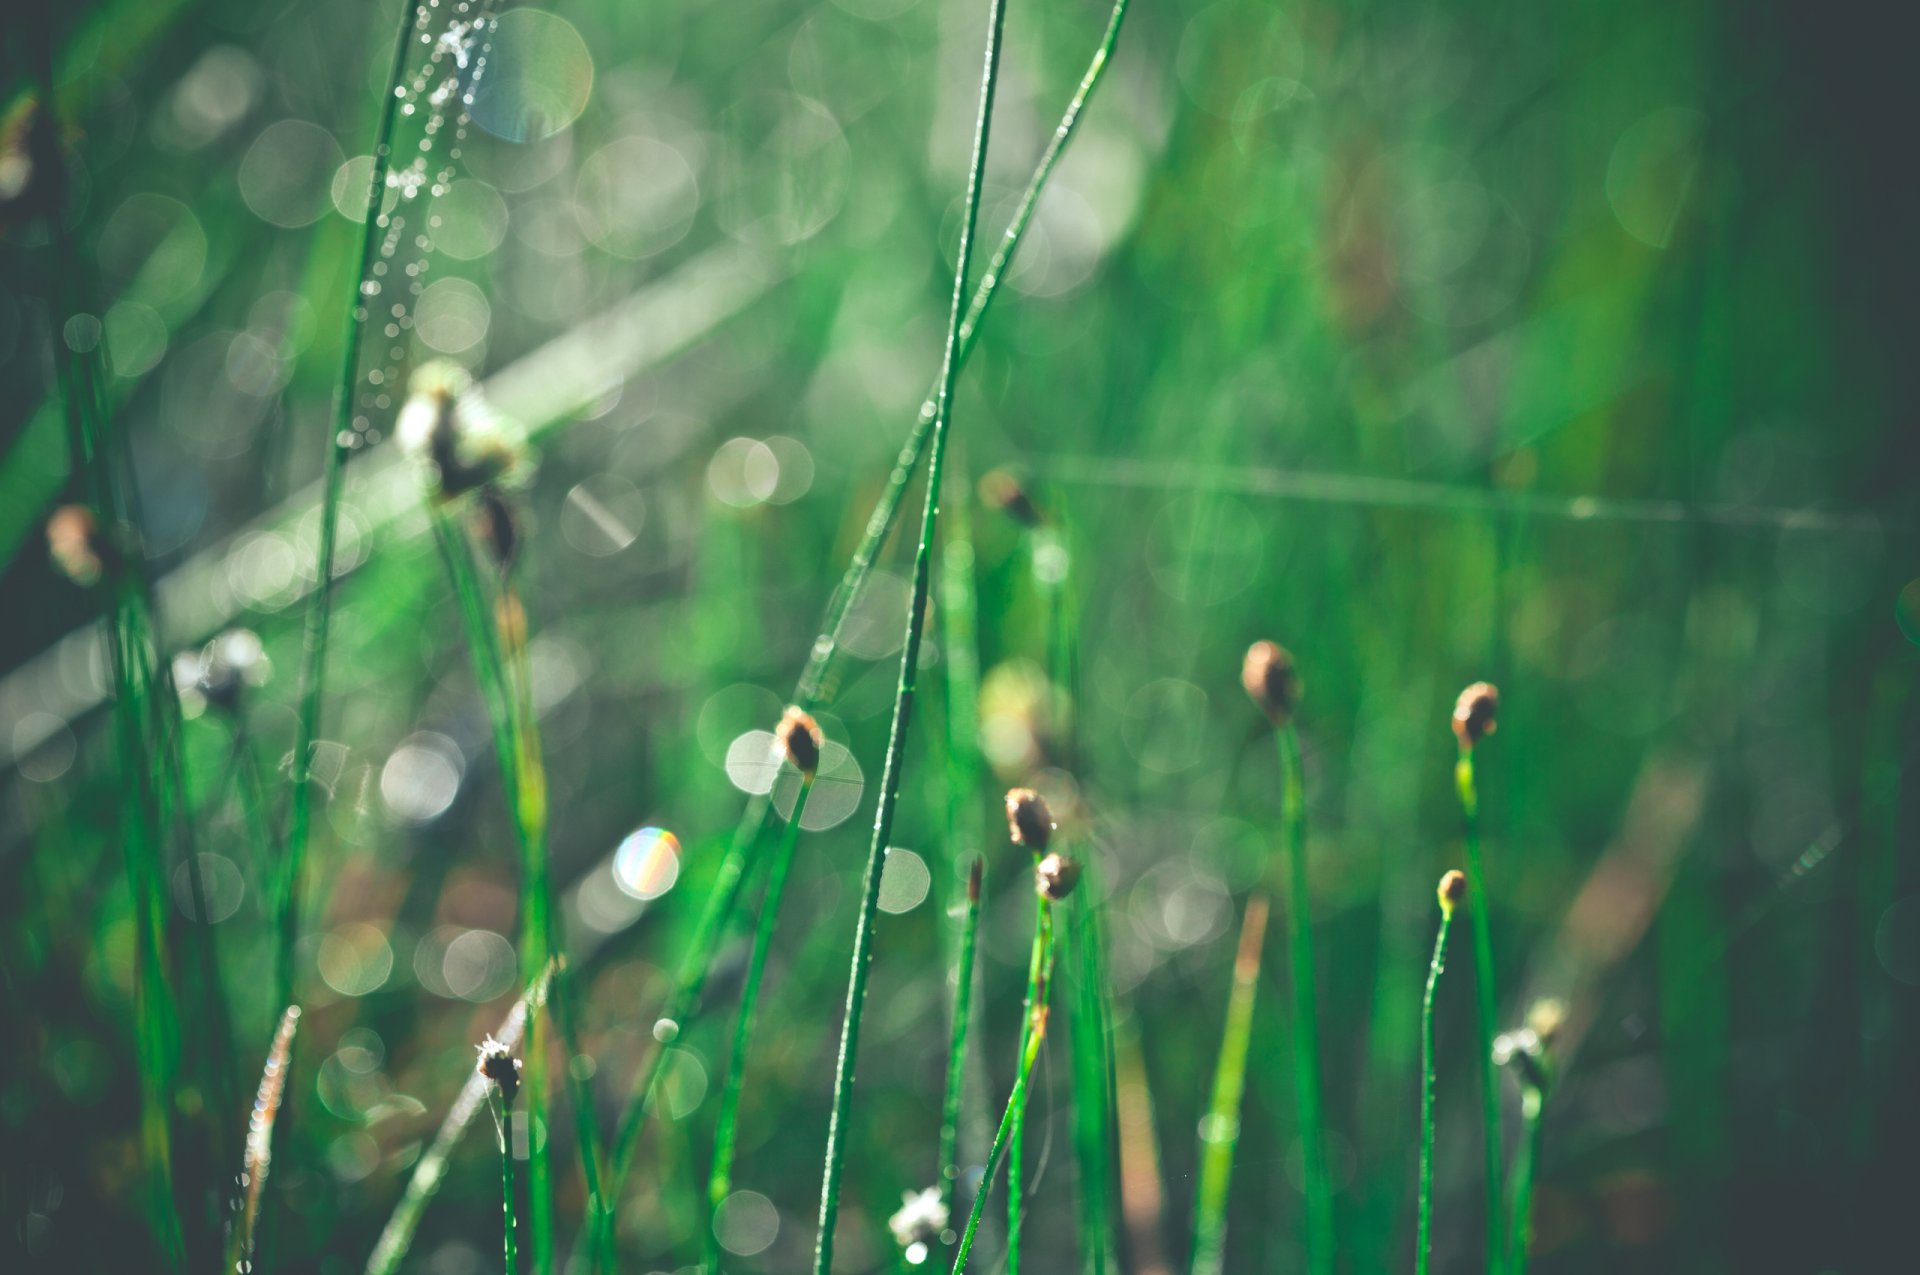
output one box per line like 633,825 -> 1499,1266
1035,851 -> 1081,901
1004,787 -> 1053,852
1437,869 -> 1467,917
978,468 -> 1043,528
888,1186 -> 949,1261
476,1035 -> 522,1105
46,504 -> 112,586
173,629 -> 271,718
774,706 -> 824,777
1492,1024 -> 1551,1094
0,96 -> 65,230
396,360 -> 528,500
471,487 -> 520,571
1524,997 -> 1567,1051
1452,682 -> 1499,750
1241,640 -> 1302,726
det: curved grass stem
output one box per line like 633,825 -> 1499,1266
1507,1089 -> 1542,1274
705,777 -> 815,1273
1277,726 -> 1334,1274
427,507 -> 612,1273
1191,895 -> 1270,1275
1008,891 -> 1054,1272
1456,751 -> 1505,1275
604,0 -> 1130,1219
937,858 -> 986,1222
1416,909 -> 1456,1275
809,3 -> 1010,1271
951,924 -> 1056,1275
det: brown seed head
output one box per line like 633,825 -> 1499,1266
775,706 -> 824,777
1452,682 -> 1499,750
46,504 -> 111,586
966,855 -> 984,904
475,1035 -> 522,1105
472,488 -> 520,571
1525,997 -> 1568,1051
1437,869 -> 1467,917
1004,787 -> 1053,852
979,468 -> 1043,528
1035,851 -> 1081,901
1241,640 -> 1302,725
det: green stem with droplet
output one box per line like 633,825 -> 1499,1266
810,1 -> 1009,1270
603,0 -> 1131,1212
1417,906 -> 1456,1275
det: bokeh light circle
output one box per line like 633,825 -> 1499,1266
471,9 -> 594,142
613,827 -> 682,901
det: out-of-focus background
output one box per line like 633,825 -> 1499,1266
2,0 -> 1915,1272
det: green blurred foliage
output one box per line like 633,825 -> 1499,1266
1,0 -> 1914,1273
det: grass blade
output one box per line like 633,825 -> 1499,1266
1067,881 -> 1118,1275
364,963 -> 554,1275
810,1 -> 1011,1269
1276,725 -> 1334,1274
706,776 -> 815,1272
1190,895 -> 1268,1275
1417,876 -> 1462,1275
602,0 -> 1131,1209
951,921 -> 1056,1275
223,1004 -> 301,1273
1453,686 -> 1505,1275
937,857 -> 987,1223
278,0 -> 427,1021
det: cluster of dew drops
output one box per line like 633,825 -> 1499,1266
341,0 -> 502,452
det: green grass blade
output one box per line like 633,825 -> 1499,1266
278,0 -> 428,1019
1277,726 -> 1334,1275
951,919 -> 1056,1275
1456,750 -> 1505,1275
363,963 -> 553,1275
938,858 -> 987,1223
810,2 -> 1010,1270
1067,882 -> 1118,1275
1417,905 -> 1456,1275
1508,1089 -> 1541,1273
1191,895 -> 1269,1275
605,0 -> 1130,1216
1008,892 -> 1055,1273
706,777 -> 814,1272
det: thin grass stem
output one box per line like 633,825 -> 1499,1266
364,964 -> 553,1275
1008,890 -> 1054,1273
705,776 -> 815,1274
938,858 -> 987,1223
1066,882 -> 1118,1275
950,930 -> 1056,1275
278,0 -> 428,1020
1456,751 -> 1505,1275
810,2 -> 1009,1270
1417,905 -> 1456,1275
1191,895 -> 1270,1275
1277,726 -> 1334,1275
601,0 -> 1130,1214
426,508 -> 615,1274
1507,1089 -> 1542,1274
495,1090 -> 520,1275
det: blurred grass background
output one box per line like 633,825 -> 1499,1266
2,0 -> 1916,1272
